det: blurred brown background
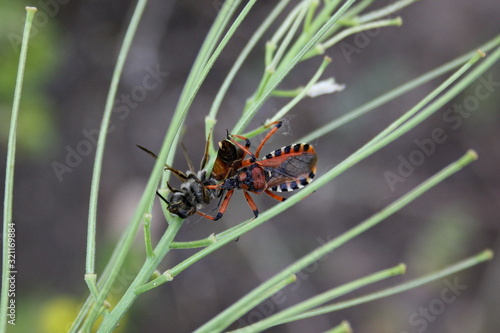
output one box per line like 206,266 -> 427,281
1,0 -> 499,332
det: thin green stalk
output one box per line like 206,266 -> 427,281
299,35 -> 500,143
279,250 -> 493,324
134,271 -> 173,295
0,7 -> 37,332
235,264 -> 405,332
303,17 -> 402,60
270,1 -> 305,49
170,235 -> 217,249
305,0 -> 343,36
85,0 -> 149,292
195,150 -> 478,332
268,1 -> 309,72
357,0 -> 420,24
74,1 -> 157,330
339,0 -> 373,23
143,213 -> 154,258
303,0 -> 319,33
271,87 -> 303,97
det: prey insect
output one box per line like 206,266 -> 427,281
206,121 -> 318,221
137,137 -> 219,219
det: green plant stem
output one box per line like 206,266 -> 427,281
72,1 -> 153,330
235,264 -> 405,332
85,0 -> 149,293
358,0 -> 419,24
303,17 -> 402,60
303,0 -> 319,33
0,7 -> 37,332
143,213 -> 154,258
271,88 -> 304,97
279,250 -> 493,324
268,1 -> 309,72
170,235 -> 217,249
299,35 -> 500,143
195,150 -> 477,332
339,0 -> 373,23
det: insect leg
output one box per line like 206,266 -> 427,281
195,210 -> 217,220
243,191 -> 259,218
264,190 -> 286,202
213,189 -> 235,221
227,134 -> 254,160
253,121 -> 282,159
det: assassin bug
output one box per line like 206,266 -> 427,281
206,121 -> 318,221
137,137 -> 219,219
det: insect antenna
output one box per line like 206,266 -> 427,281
156,190 -> 170,206
136,144 -> 189,181
136,144 -> 159,159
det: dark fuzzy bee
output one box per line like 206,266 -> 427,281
137,140 -> 218,219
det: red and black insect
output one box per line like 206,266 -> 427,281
206,121 -> 318,221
